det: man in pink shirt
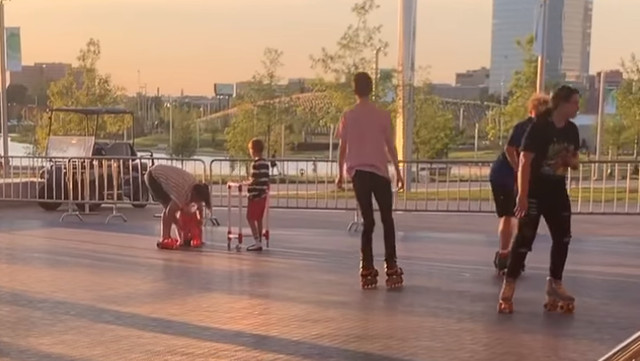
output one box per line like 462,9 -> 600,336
336,72 -> 405,289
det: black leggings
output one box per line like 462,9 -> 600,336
352,170 -> 397,270
506,190 -> 572,280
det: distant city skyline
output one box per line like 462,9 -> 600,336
6,0 -> 640,95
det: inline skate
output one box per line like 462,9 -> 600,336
497,277 -> 516,314
543,277 -> 575,314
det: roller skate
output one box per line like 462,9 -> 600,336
360,268 -> 379,289
493,251 -> 509,275
497,277 -> 515,314
543,277 -> 575,314
156,237 -> 180,250
190,238 -> 203,248
385,266 -> 404,289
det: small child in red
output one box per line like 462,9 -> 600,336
177,206 -> 203,248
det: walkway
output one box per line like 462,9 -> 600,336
0,206 -> 638,360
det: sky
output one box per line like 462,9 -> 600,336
7,0 -> 640,95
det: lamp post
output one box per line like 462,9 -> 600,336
0,0 -> 10,165
536,0 -> 549,93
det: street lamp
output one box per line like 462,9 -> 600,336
0,0 -> 10,165
164,97 -> 173,153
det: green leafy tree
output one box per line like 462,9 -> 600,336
413,74 -> 456,159
617,54 -> 640,158
7,83 -> 29,105
486,35 -> 537,143
310,0 -> 388,82
35,38 -> 125,153
169,106 -> 198,158
225,47 -> 296,157
309,0 -> 392,128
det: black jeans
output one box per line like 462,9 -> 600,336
352,170 -> 397,270
506,188 -> 572,280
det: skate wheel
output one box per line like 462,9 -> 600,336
361,282 -> 377,290
544,301 -> 558,312
235,244 -> 242,252
563,303 -> 575,314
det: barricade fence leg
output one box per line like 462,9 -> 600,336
348,205 -> 362,233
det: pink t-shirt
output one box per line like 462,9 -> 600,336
336,102 -> 393,180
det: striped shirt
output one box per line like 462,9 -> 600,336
149,164 -> 197,207
248,158 -> 270,200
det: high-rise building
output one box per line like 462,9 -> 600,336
489,0 -> 593,94
546,0 -> 593,85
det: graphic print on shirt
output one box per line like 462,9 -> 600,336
540,138 -> 574,177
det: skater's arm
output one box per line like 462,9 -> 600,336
517,152 -> 533,200
518,121 -> 542,200
336,115 -> 347,178
505,146 -> 519,171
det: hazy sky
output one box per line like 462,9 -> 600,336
8,0 -> 640,95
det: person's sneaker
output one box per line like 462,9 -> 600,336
247,241 -> 263,251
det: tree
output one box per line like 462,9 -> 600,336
225,47 -> 297,157
7,83 -> 29,105
308,0 -> 392,129
169,106 -> 198,158
617,54 -> 640,158
413,74 -> 457,159
310,0 -> 388,82
35,39 -> 125,153
600,115 -> 630,158
485,35 -> 537,143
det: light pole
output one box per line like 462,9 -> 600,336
536,0 -> 549,93
166,96 -> 173,153
0,0 -> 10,165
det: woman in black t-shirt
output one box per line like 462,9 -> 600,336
498,85 -> 581,314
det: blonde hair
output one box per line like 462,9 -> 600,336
528,93 -> 551,115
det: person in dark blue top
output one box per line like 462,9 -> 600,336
489,94 -> 550,273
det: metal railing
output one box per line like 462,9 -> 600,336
599,332 -> 640,361
2,155 -> 639,216
208,158 -> 640,215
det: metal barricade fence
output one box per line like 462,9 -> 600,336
0,155 -> 70,205
208,158 -> 640,216
3,155 -> 639,217
26,155 -> 207,224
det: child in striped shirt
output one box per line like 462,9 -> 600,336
245,138 -> 270,251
